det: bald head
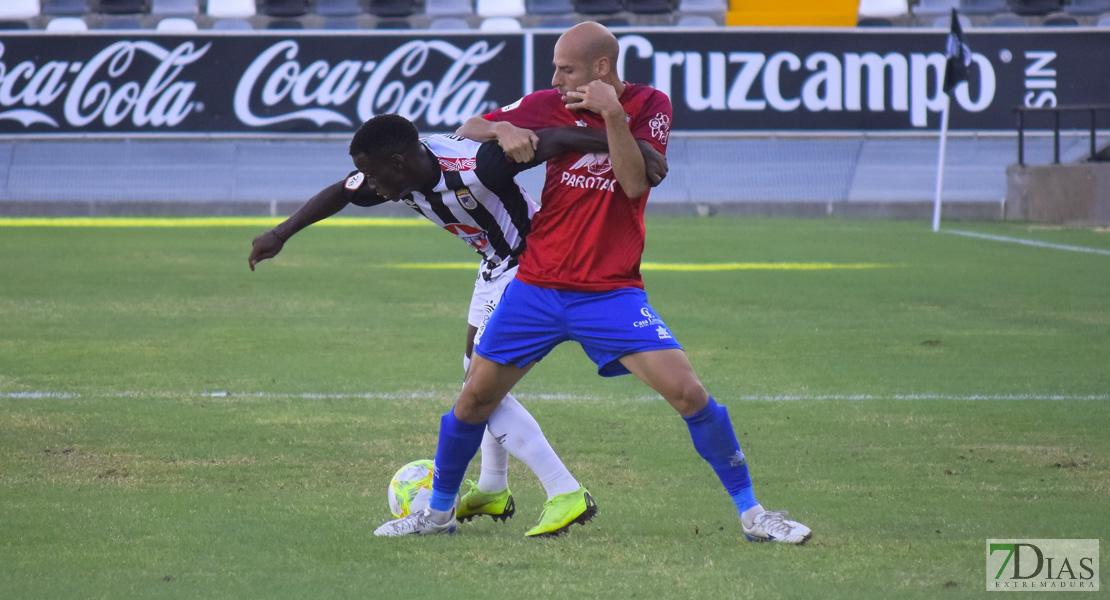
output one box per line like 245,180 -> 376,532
551,21 -> 623,95
558,22 -> 619,66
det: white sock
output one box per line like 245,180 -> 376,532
476,428 -> 510,492
486,392 -> 581,499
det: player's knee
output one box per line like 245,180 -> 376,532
665,379 -> 710,417
454,389 -> 501,423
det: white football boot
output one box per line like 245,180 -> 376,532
374,506 -> 457,537
742,510 -> 812,545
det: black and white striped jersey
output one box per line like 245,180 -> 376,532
342,134 -> 538,280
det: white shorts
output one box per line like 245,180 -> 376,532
468,265 -> 517,329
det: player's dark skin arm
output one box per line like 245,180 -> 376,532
248,181 -> 349,271
531,127 -> 668,187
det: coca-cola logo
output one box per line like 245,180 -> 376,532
0,40 -> 208,128
234,39 -> 504,129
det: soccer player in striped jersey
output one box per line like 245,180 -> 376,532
248,113 -> 668,537
374,22 -> 812,544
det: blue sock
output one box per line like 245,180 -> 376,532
683,397 -> 759,514
429,411 -> 486,512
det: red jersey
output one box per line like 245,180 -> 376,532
483,83 -> 672,292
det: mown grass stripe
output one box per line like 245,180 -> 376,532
389,262 -> 891,271
0,217 -> 431,228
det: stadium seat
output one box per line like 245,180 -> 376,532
857,16 -> 894,25
1063,0 -> 1110,13
100,16 -> 144,27
151,0 -> 197,15
479,15 -> 522,29
322,16 -> 359,27
376,17 -> 413,27
573,0 -> 624,14
476,0 -> 525,16
959,0 -> 1009,13
42,0 -> 91,15
913,0 -> 959,16
1008,0 -> 1063,14
206,0 -> 255,18
426,0 -> 474,14
989,13 -> 1028,24
98,0 -> 148,13
0,0 -> 41,20
527,0 -> 575,14
1043,13 -> 1079,22
932,13 -> 971,26
429,15 -> 472,27
626,0 -> 675,13
676,14 -> 719,25
155,16 -> 198,30
45,15 -> 89,29
677,0 -> 726,12
211,17 -> 252,27
268,17 -> 304,27
597,14 -> 630,25
315,0 -> 362,16
857,0 -> 907,16
260,0 -> 308,17
538,15 -> 578,26
1098,13 -> 1110,24
368,0 -> 417,16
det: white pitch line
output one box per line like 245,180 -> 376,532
945,230 -> 1110,256
3,392 -> 1108,401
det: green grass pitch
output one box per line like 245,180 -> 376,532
1,217 -> 1107,599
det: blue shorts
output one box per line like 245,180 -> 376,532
474,279 -> 684,377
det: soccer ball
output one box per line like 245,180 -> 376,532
387,459 -> 434,518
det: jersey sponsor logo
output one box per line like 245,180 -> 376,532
344,172 -> 365,190
568,152 -> 612,176
649,112 -> 670,144
437,156 -> 477,171
443,223 -> 489,251
455,186 -> 478,210
559,171 -> 617,192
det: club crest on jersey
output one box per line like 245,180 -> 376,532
569,152 -> 612,176
454,187 -> 478,210
344,172 -> 365,191
443,223 -> 489,251
438,157 -> 477,172
649,112 -> 670,144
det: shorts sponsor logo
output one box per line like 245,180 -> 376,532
632,306 -> 665,329
656,325 -> 672,340
987,539 -> 1099,591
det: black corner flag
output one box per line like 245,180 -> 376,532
943,9 -> 971,94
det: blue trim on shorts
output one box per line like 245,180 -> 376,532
474,279 -> 683,377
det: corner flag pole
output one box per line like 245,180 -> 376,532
936,9 -> 971,233
932,95 -> 951,233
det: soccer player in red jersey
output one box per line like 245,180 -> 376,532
375,22 -> 811,544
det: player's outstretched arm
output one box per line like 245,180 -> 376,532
457,116 -> 539,164
248,181 -> 350,271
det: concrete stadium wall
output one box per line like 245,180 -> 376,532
1006,163 -> 1110,225
0,135 -> 1095,220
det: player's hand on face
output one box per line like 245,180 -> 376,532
248,230 -> 285,271
493,121 -> 539,163
564,80 -> 621,118
637,140 -> 668,187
